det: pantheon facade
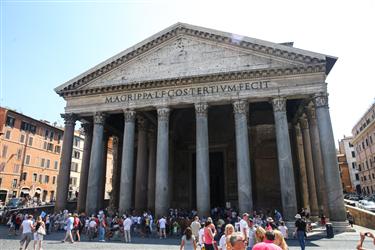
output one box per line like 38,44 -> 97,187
54,23 -> 346,222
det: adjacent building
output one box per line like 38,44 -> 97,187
352,101 -> 375,195
0,107 -> 63,203
337,153 -> 354,193
68,131 -> 85,200
338,136 -> 360,193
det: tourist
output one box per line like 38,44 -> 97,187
198,223 -> 205,249
204,219 -> 217,250
294,214 -> 307,250
277,221 -> 288,239
255,226 -> 266,243
19,215 -> 34,250
239,213 -> 249,243
247,218 -> 256,250
347,211 -> 354,228
158,216 -> 167,239
191,216 -> 201,241
62,213 -> 74,243
98,213 -> 107,242
219,223 -> 234,250
45,215 -> 50,235
357,232 -> 375,250
274,210 -> 282,225
229,232 -> 246,250
252,230 -> 282,250
72,213 -> 81,241
180,227 -> 197,250
265,217 -> 277,231
273,230 -> 288,250
88,216 -> 97,241
33,216 -> 46,250
123,215 -> 132,243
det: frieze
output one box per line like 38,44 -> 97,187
104,80 -> 270,104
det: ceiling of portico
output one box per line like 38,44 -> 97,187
55,23 -> 336,98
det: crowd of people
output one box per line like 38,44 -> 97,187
3,205 -> 367,250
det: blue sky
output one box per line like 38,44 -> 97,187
1,0 -> 375,141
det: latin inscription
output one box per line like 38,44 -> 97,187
105,80 -> 270,104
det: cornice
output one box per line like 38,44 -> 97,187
56,25 -> 326,96
59,64 -> 325,98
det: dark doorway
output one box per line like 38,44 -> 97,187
192,151 -> 225,209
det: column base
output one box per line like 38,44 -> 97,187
330,221 -> 356,233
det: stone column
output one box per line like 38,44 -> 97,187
306,105 -> 329,216
98,133 -> 109,210
313,92 -> 346,221
195,103 -> 210,216
299,116 -> 319,216
294,123 -> 310,212
109,136 -> 120,211
85,112 -> 106,215
55,113 -> 76,212
147,128 -> 156,211
77,121 -> 93,212
155,107 -> 170,217
135,116 -> 149,212
119,110 -> 136,215
233,100 -> 253,214
272,97 -> 298,221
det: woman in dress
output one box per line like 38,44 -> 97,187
33,216 -> 46,250
203,220 -> 216,250
180,227 -> 196,250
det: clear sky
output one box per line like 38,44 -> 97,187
1,0 -> 375,143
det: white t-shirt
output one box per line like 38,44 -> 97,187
159,218 -> 166,229
278,225 -> 288,239
219,234 -> 227,250
198,228 -> 205,245
239,219 -> 249,237
22,219 -> 33,234
89,220 -> 97,228
123,218 -> 132,230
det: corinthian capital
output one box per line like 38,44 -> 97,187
195,103 -> 208,116
81,121 -> 92,134
124,110 -> 136,123
93,112 -> 106,124
60,113 -> 77,125
272,97 -> 286,112
137,115 -> 148,131
298,116 -> 309,130
313,92 -> 329,108
157,107 -> 170,122
233,100 -> 248,115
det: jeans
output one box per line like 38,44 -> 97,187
98,227 -> 105,241
297,230 -> 305,250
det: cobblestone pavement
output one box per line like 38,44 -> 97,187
1,225 -> 375,250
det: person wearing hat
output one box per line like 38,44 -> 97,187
265,217 -> 277,231
294,214 -> 307,250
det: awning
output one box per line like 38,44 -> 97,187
35,189 -> 42,194
21,189 -> 30,194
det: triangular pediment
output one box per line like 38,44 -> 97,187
55,22 -> 336,95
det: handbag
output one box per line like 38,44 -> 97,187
37,225 -> 46,235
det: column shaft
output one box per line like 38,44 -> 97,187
119,110 -> 136,214
98,134 -> 108,210
109,136 -> 120,211
299,117 -> 319,216
314,93 -> 346,221
77,122 -> 93,212
233,100 -> 253,214
55,114 -> 76,212
155,107 -> 170,217
85,112 -> 106,215
307,106 -> 329,216
135,116 -> 149,212
272,98 -> 298,221
294,124 -> 310,212
195,103 -> 210,216
147,129 -> 156,211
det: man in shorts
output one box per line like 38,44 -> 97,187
19,215 -> 34,250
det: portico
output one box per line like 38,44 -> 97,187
54,23 -> 346,222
